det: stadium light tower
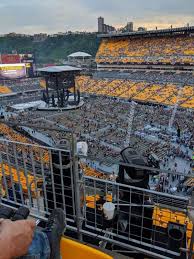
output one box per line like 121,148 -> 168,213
168,85 -> 183,131
124,101 -> 137,148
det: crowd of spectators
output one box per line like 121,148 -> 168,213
0,90 -> 192,197
16,96 -> 193,169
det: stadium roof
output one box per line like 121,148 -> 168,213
98,26 -> 194,39
37,65 -> 81,73
68,52 -> 92,58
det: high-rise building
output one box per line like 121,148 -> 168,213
98,17 -> 115,33
126,22 -> 134,32
98,17 -> 104,33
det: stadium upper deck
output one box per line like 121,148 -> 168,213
96,26 -> 194,69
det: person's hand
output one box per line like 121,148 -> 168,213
0,219 -> 35,259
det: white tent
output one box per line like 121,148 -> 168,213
68,52 -> 92,58
67,52 -> 92,63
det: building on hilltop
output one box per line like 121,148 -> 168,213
138,27 -> 147,31
98,17 -> 104,33
98,17 -> 116,34
33,33 -> 48,42
126,22 -> 134,32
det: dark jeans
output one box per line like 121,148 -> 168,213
20,230 -> 51,259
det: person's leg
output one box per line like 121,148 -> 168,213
20,208 -> 65,259
20,230 -> 51,259
44,208 -> 66,259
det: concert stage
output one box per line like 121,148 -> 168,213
37,65 -> 82,109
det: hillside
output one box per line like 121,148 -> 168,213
0,33 -> 99,65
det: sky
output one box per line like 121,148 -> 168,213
1,0 -> 194,34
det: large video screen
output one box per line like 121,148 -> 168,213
0,54 -> 35,77
0,64 -> 26,79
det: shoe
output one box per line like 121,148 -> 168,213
12,206 -> 30,221
45,208 -> 66,259
0,206 -> 14,219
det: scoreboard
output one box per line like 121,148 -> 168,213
0,54 -> 35,78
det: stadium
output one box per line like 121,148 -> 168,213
0,26 -> 194,259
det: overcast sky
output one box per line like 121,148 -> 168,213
1,0 -> 194,34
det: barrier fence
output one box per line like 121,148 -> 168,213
0,138 -> 193,259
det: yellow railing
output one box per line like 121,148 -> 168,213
60,238 -> 113,259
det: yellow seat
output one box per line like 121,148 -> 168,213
60,237 -> 113,259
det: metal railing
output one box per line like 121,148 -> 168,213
0,138 -> 193,259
